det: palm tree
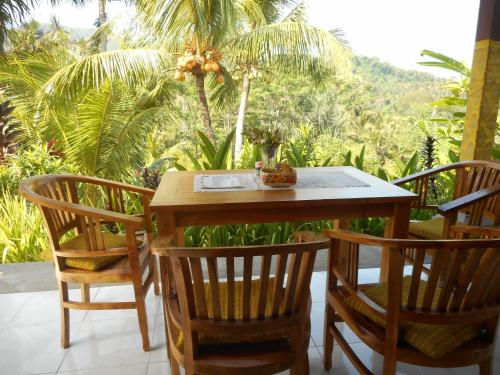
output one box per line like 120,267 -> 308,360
227,1 -> 351,160
36,0 -> 349,147
137,0 -> 242,142
138,0 -> 351,148
0,42 -> 175,179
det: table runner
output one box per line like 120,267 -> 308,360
193,170 -> 370,192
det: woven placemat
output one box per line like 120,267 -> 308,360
194,170 -> 369,192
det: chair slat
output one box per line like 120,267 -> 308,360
206,257 -> 221,320
284,253 -> 303,313
257,255 -> 272,319
78,215 -> 92,250
189,257 -> 208,319
272,253 -> 288,317
87,216 -> 98,250
177,258 -> 196,317
406,248 -> 426,310
243,256 -> 253,321
226,256 -> 235,321
93,218 -> 105,250
421,249 -> 445,310
292,251 -> 317,313
436,249 -> 467,311
449,248 -> 487,311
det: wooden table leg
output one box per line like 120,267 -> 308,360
156,213 -> 181,375
380,202 -> 411,282
332,218 -> 351,278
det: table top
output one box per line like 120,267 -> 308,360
151,167 -> 416,213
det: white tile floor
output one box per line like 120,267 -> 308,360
0,269 -> 499,375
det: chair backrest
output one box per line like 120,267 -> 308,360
20,174 -> 150,268
398,239 -> 500,322
164,239 -> 328,354
329,229 -> 500,325
453,161 -> 500,225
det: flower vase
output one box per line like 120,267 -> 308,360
261,145 -> 278,169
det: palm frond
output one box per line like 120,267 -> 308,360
281,1 -> 306,22
418,50 -> 471,78
42,49 -> 169,99
226,22 -> 352,75
138,0 -> 238,51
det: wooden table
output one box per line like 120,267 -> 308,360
151,167 -> 416,281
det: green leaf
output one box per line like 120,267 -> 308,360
197,130 -> 216,161
186,150 -> 203,170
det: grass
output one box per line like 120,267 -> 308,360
0,192 -> 49,263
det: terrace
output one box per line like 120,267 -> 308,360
3,268 -> 499,375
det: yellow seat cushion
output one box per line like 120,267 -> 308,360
408,218 -> 445,239
177,278 -> 289,349
344,277 -> 482,358
61,232 -> 138,271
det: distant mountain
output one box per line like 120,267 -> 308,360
354,55 -> 439,83
38,22 -> 94,41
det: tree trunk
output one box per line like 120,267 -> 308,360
234,71 -> 251,162
98,0 -> 107,52
194,72 -> 216,143
0,30 -> 5,54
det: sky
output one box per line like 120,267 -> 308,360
30,0 -> 481,78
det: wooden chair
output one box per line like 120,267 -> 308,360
152,231 -> 329,375
20,174 -> 159,351
322,226 -> 500,375
392,160 -> 500,241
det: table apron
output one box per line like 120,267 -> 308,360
168,202 -> 396,227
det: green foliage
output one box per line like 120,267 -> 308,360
0,192 -> 48,264
184,220 -> 333,248
175,129 -> 235,170
0,143 -> 75,194
0,99 -> 20,157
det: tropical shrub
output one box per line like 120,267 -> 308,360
0,143 -> 75,194
0,192 -> 48,263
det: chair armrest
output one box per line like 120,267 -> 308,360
438,184 -> 500,215
451,225 -> 500,238
71,174 -> 156,197
391,162 -> 462,186
19,183 -> 145,227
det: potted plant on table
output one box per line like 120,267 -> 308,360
243,126 -> 297,187
243,126 -> 282,168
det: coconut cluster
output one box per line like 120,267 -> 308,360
174,48 -> 224,84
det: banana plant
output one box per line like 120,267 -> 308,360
285,142 -> 331,167
175,129 -> 235,170
343,145 -> 365,171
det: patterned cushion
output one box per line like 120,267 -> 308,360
408,218 -> 445,239
344,277 -> 482,358
62,232 -> 139,271
177,278 -> 289,349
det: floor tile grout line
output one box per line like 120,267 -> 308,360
3,293 -> 32,329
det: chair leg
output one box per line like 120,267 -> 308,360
170,355 -> 181,375
324,304 -> 335,371
133,283 -> 151,352
81,283 -> 90,302
291,352 -> 309,375
479,357 -> 493,375
58,281 -> 70,349
382,357 -> 397,375
151,255 -> 160,296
